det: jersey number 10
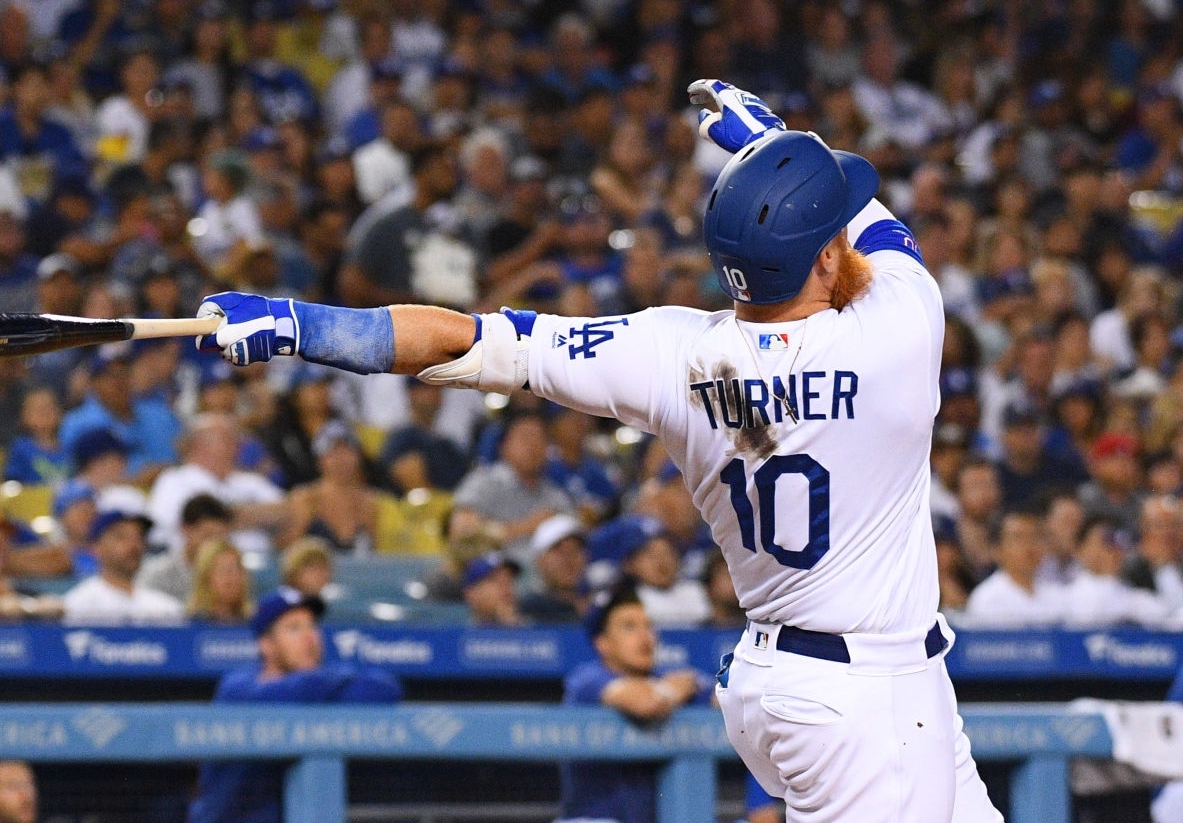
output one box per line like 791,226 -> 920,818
720,455 -> 830,569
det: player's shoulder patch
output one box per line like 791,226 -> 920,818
854,218 -> 924,266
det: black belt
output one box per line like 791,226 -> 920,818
774,621 -> 947,664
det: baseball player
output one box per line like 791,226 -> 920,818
559,583 -> 715,823
195,79 -> 1002,822
189,587 -> 402,823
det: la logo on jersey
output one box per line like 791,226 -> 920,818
758,333 -> 790,351
553,318 -> 629,360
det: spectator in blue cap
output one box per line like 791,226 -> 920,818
615,514 -> 710,629
70,424 -> 128,474
937,365 -> 986,454
189,584 -> 402,823
52,478 -> 98,577
58,346 -> 181,486
558,581 -> 713,823
461,551 -> 524,626
587,511 -> 711,627
68,426 -> 149,517
996,400 -> 1088,510
61,508 -> 184,625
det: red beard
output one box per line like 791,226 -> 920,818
831,239 -> 873,311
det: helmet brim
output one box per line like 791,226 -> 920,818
833,150 -> 881,229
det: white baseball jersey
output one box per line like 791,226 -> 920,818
525,200 -> 942,635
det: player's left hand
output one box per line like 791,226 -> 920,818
195,291 -> 299,366
687,79 -> 786,153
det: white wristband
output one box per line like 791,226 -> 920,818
416,311 -> 530,394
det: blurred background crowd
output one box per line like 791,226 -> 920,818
2,0 -> 1183,633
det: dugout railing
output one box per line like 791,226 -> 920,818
0,702 -> 1113,823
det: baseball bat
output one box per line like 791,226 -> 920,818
0,313 -> 221,358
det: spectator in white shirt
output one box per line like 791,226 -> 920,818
192,151 -> 268,279
147,413 -> 289,563
350,99 -> 421,206
964,509 -> 1067,628
851,30 -> 950,154
62,509 -> 185,625
1064,516 -> 1177,628
94,49 -> 160,166
323,14 -> 397,136
1036,488 -> 1085,586
617,516 -> 711,629
1122,493 -> 1183,612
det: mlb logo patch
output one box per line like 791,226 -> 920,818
754,630 -> 770,650
759,333 -> 791,351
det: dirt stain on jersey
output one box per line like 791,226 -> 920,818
688,361 -> 780,462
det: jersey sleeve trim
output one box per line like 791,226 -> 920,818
854,218 -> 924,266
500,307 -> 538,336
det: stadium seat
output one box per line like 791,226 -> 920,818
12,575 -> 75,597
256,554 -> 446,623
0,481 -> 54,525
399,600 -> 470,625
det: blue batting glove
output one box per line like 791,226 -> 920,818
195,292 -> 299,366
687,79 -> 786,153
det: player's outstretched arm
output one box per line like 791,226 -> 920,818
195,292 -> 530,393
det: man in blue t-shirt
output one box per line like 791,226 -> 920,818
187,587 -> 402,823
557,583 -> 714,823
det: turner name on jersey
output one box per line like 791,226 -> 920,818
689,369 -> 860,428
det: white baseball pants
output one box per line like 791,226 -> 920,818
716,618 -> 1004,823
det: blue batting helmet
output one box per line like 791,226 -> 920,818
703,131 -> 880,304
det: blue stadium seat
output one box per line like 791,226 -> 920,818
253,554 -> 448,624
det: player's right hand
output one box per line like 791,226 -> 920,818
687,79 -> 786,153
196,291 -> 299,366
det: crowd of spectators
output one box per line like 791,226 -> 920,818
2,0 -> 1183,633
